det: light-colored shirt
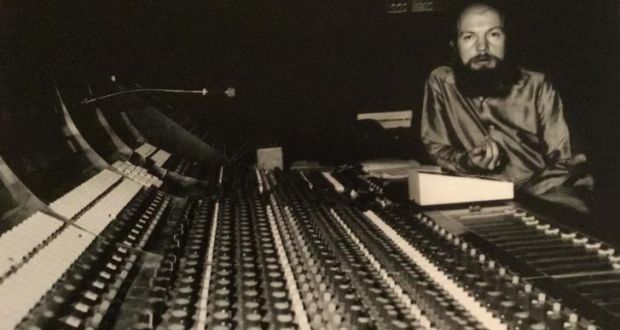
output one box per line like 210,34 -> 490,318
421,66 -> 573,194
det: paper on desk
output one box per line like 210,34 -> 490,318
360,159 -> 420,172
362,159 -> 441,180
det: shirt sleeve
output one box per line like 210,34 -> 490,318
523,77 -> 575,194
420,75 -> 470,173
537,78 -> 572,166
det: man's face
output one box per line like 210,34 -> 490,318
456,6 -> 506,71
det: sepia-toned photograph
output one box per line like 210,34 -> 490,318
0,0 -> 618,329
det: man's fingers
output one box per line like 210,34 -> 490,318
467,145 -> 484,168
470,145 -> 486,156
468,141 -> 503,171
478,141 -> 492,168
567,153 -> 587,167
488,140 -> 500,170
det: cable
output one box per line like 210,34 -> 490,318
80,87 -> 235,106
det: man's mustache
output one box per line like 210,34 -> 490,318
469,54 -> 500,64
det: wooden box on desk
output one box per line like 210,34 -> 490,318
408,170 -> 514,206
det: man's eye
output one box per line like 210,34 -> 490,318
490,31 -> 503,38
462,35 -> 472,41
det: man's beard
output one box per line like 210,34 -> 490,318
453,55 -> 522,98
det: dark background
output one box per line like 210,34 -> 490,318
0,0 -> 618,218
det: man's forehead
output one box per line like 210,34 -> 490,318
458,5 -> 503,32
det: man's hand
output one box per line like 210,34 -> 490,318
465,139 -> 503,172
566,153 -> 587,168
563,153 -> 593,188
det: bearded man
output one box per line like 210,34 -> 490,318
420,1 -> 592,213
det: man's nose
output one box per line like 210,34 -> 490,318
476,38 -> 489,53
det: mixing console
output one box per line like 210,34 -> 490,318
135,144 -> 158,160
112,161 -> 164,188
130,143 -> 208,181
49,169 -> 122,219
1,166 -> 618,329
150,150 -> 172,168
0,213 -> 64,277
163,157 -> 210,180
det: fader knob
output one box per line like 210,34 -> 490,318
485,290 -> 503,310
546,303 -> 564,330
516,284 -> 534,310
529,293 -> 546,321
562,313 -> 580,330
499,300 -> 516,322
514,311 -> 531,330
